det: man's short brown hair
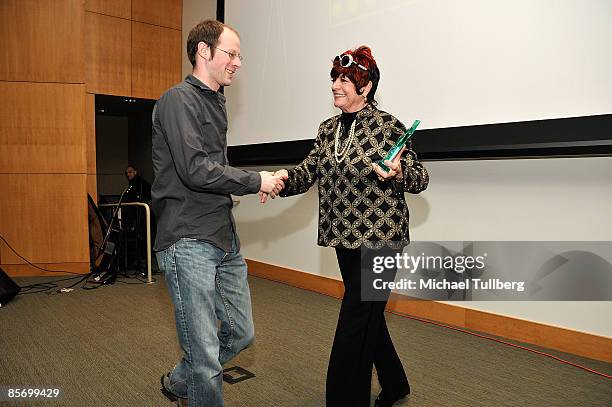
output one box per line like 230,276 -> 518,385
187,20 -> 239,67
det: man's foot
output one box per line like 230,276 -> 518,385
160,373 -> 188,406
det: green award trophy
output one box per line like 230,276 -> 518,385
376,119 -> 421,172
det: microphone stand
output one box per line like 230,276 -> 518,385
82,184 -> 132,286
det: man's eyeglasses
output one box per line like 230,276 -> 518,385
215,47 -> 243,62
334,54 -> 367,71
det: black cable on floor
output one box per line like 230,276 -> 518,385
0,234 -> 83,275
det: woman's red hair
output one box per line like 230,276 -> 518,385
330,45 -> 379,103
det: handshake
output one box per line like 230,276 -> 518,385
258,169 -> 289,203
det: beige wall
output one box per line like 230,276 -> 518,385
182,0 -> 217,77
234,157 -> 612,337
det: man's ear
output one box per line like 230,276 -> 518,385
198,41 -> 209,60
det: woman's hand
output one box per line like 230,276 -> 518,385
372,146 -> 405,181
260,169 -> 289,203
275,169 -> 289,179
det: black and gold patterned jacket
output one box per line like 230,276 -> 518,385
280,104 -> 429,249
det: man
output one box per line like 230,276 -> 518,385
151,20 -> 285,406
124,165 -> 152,204
123,165 -> 152,271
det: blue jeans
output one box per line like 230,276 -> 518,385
157,237 -> 254,407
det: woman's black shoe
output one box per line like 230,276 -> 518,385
373,386 -> 410,407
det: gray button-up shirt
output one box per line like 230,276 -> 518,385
151,75 -> 261,252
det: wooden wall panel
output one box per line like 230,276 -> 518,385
0,82 -> 86,174
85,0 -> 131,19
0,174 -> 89,265
85,12 -> 131,96
132,22 -> 181,100
0,0 -> 84,83
132,0 -> 181,29
86,93 -> 97,175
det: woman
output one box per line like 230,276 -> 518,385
268,46 -> 429,406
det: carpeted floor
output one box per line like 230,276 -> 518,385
1,274 -> 610,406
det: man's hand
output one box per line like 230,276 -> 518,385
259,171 -> 286,197
259,169 -> 289,203
372,146 -> 405,181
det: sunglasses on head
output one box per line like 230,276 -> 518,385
334,54 -> 368,71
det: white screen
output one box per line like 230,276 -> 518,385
225,0 -> 612,146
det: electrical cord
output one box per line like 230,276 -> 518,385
1,192 -> 154,293
18,275 -> 86,295
8,182 -> 153,282
0,232 -> 125,293
116,276 -> 156,285
0,234 -> 83,275
114,267 -> 157,284
0,233 -> 109,293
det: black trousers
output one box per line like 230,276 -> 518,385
326,248 -> 409,407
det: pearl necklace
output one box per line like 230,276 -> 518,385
334,119 -> 356,163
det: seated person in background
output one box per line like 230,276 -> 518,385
123,165 -> 153,270
125,165 -> 152,203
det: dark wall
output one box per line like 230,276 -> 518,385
96,115 -> 129,196
95,95 -> 155,199
128,109 -> 154,185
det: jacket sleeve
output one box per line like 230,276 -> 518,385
396,142 -> 429,194
402,143 -> 429,194
279,123 -> 324,197
156,88 -> 261,196
388,119 -> 429,194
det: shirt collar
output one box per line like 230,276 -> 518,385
357,103 -> 375,119
185,74 -> 227,103
335,103 -> 375,124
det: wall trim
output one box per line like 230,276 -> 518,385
246,258 -> 612,363
229,114 -> 612,165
